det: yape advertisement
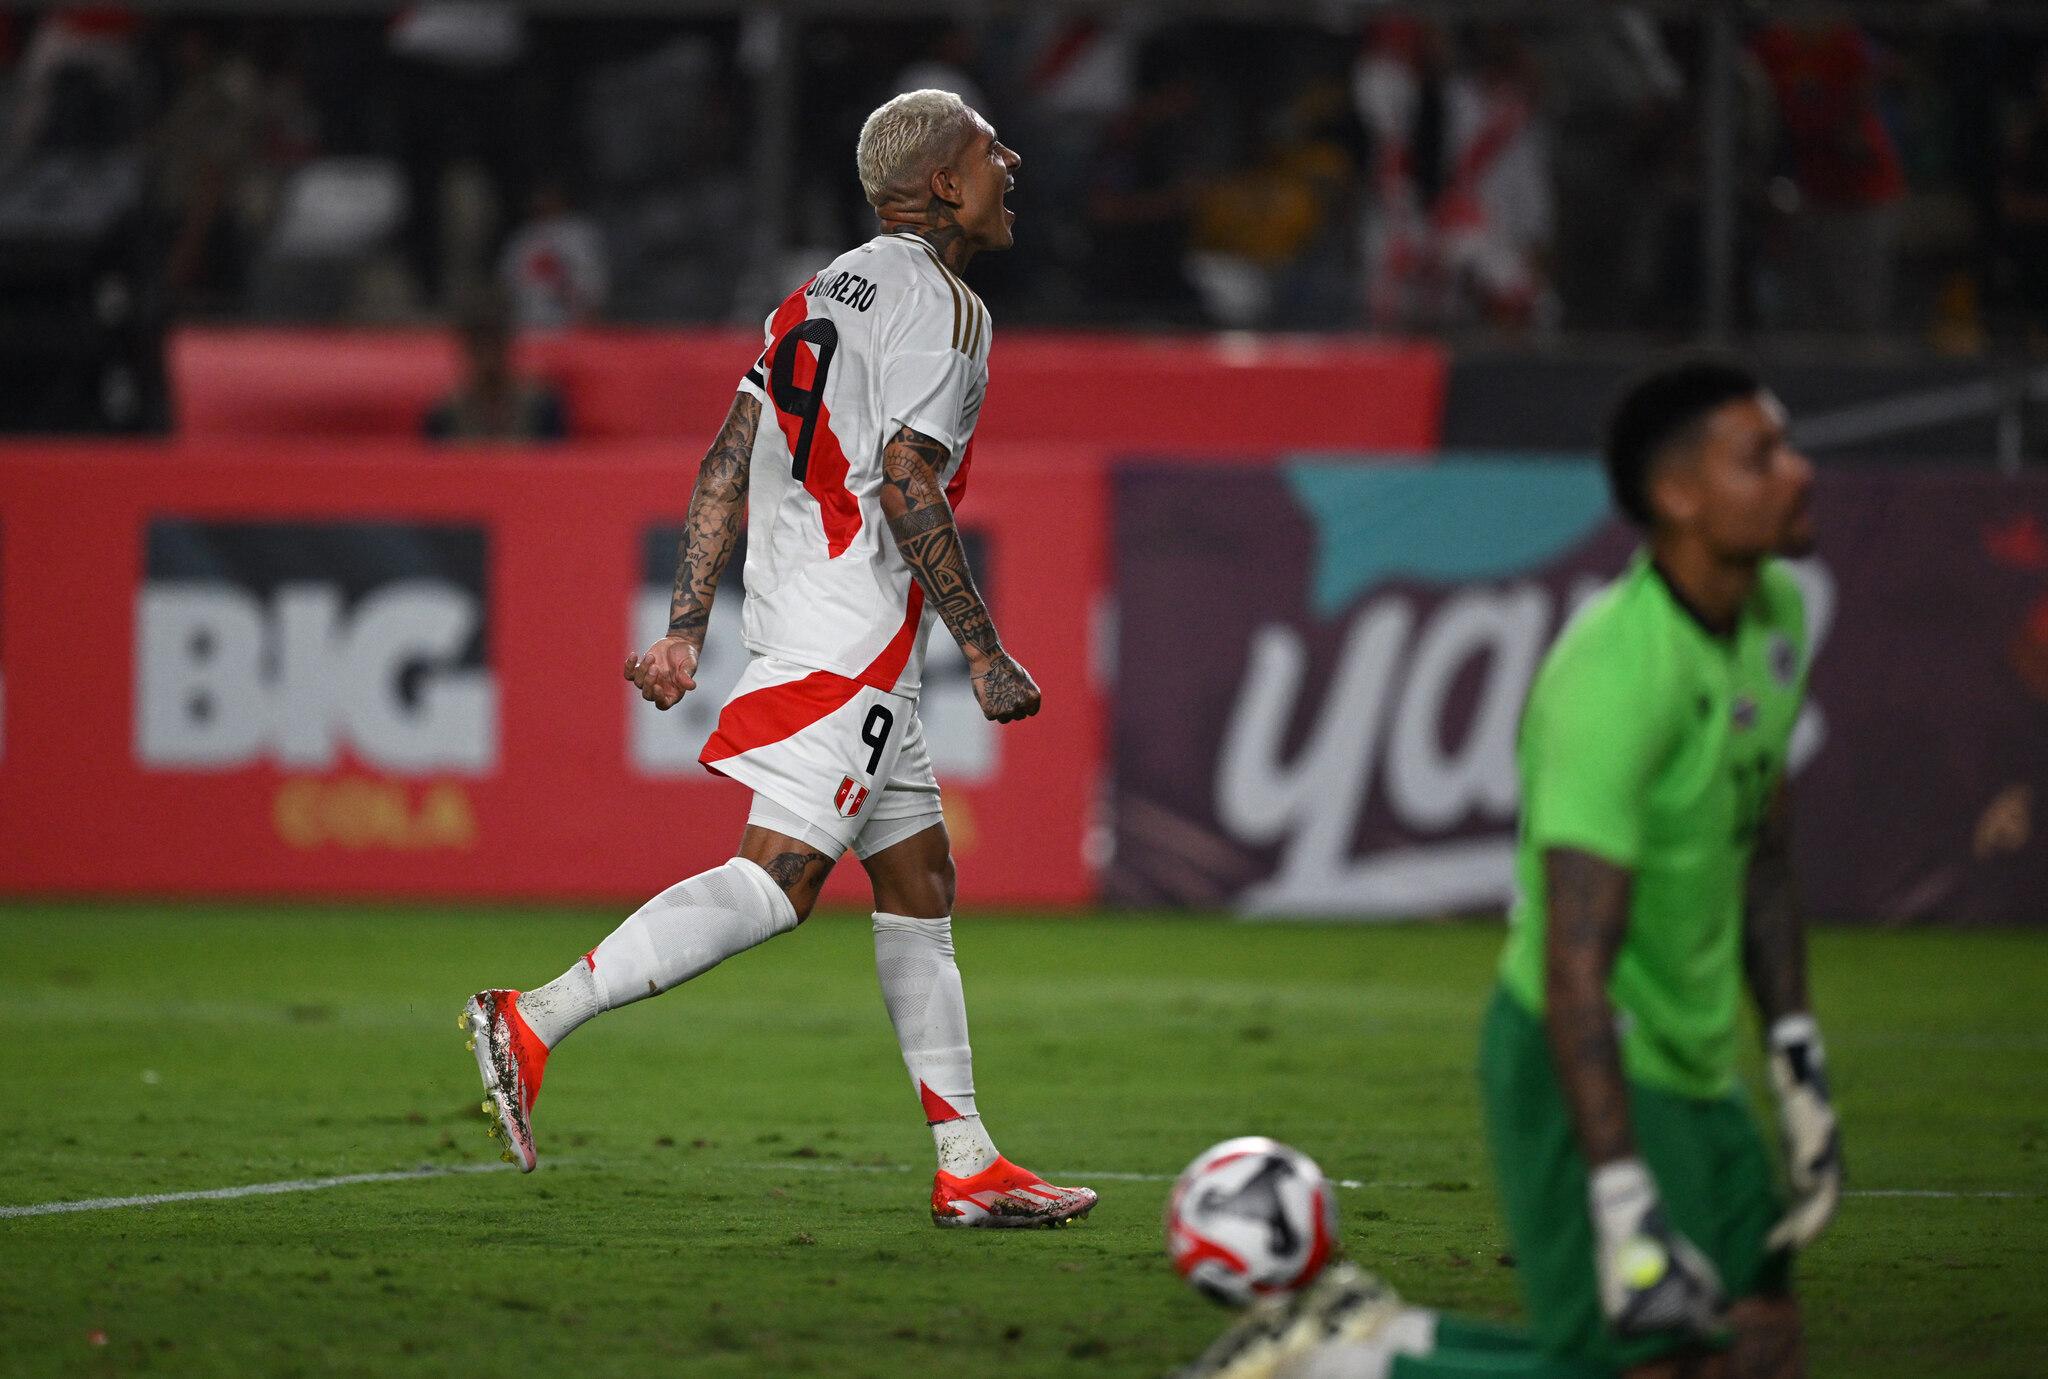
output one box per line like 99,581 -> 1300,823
1110,462 -> 2048,925
0,443 -> 1105,905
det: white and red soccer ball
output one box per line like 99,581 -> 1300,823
1164,1136 -> 1339,1306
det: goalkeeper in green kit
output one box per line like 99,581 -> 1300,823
1174,360 -> 1841,1379
1477,358 -> 1842,1378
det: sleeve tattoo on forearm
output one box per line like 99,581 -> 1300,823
1543,848 -> 1637,1166
667,393 -> 759,641
879,425 -> 1001,660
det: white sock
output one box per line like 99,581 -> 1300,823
872,912 -> 999,1176
515,958 -> 601,1050
518,858 -> 797,1049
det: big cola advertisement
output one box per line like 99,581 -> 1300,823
138,520 -> 494,775
134,519 -> 494,856
1110,463 -> 2048,925
0,441 -> 1099,903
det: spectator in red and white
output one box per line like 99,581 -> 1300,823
1354,19 -> 1555,332
498,179 -> 608,330
1752,17 -> 1906,333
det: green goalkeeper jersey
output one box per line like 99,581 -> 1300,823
1499,551 -> 1811,1099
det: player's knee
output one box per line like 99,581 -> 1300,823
905,848 -> 955,916
870,856 -> 951,918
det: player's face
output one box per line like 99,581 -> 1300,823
952,117 -> 1022,251
1681,393 -> 1816,559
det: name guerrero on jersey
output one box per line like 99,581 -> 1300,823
733,231 -> 991,696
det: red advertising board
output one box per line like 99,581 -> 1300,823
0,441 -> 1107,906
170,328 -> 1447,455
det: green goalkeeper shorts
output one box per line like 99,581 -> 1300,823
1477,986 -> 1791,1373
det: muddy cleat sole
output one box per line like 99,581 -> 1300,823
462,990 -> 546,1174
931,1156 -> 1099,1229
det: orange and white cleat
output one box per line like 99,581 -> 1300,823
462,989 -> 546,1173
931,1156 -> 1098,1229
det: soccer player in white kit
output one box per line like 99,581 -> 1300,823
462,89 -> 1098,1229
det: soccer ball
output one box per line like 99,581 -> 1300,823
1164,1136 -> 1339,1306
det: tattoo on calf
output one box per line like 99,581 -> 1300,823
761,849 -> 831,896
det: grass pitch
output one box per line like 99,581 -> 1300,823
1,905 -> 2043,1378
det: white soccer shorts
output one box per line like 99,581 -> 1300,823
700,655 -> 942,858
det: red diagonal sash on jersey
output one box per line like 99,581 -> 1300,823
765,286 -> 862,558
946,437 -> 974,510
699,669 -> 864,772
699,585 -> 926,770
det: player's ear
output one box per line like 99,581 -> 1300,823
1648,460 -> 1700,529
928,162 -> 964,210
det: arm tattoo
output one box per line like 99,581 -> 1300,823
1743,786 -> 1809,1028
1543,848 -> 1638,1167
667,393 -> 759,641
878,424 -> 1002,661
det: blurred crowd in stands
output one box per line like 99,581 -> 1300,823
3,3 -> 2048,349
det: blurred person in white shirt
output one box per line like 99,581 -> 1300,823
498,180 -> 608,330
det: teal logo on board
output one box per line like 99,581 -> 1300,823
1284,459 -> 1610,617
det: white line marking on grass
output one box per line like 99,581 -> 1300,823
0,1162 -> 515,1220
1845,1189 -> 2035,1200
738,1161 -> 2039,1199
5,1158 -> 2033,1224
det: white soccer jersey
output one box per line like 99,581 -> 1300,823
733,230 -> 991,696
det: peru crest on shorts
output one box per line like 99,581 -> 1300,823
834,775 -> 869,819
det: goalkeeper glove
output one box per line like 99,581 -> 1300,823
1765,1013 -> 1843,1251
1589,1158 -> 1725,1339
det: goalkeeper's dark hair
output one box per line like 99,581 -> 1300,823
1602,357 -> 1763,528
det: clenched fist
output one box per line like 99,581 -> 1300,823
970,651 -> 1041,724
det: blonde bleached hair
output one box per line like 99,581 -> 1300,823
856,88 -> 981,209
